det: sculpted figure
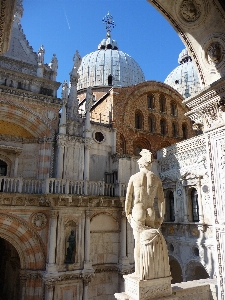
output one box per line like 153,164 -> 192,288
207,42 -> 223,64
65,230 -> 76,263
85,86 -> 93,112
49,54 -> 58,73
70,50 -> 82,78
38,45 -> 45,65
125,149 -> 170,280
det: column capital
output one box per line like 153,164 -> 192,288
50,210 -> 59,219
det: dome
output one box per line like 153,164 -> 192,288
77,35 -> 145,90
164,48 -> 201,98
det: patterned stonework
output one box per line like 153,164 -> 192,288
31,212 -> 48,230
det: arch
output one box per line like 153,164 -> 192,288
0,100 -> 53,138
108,74 -> 113,86
169,255 -> 183,284
147,93 -> 155,109
133,137 -> 151,156
135,110 -> 144,129
185,260 -> 209,281
159,94 -> 166,113
0,159 -> 7,176
172,122 -> 178,137
160,118 -> 167,135
0,154 -> 12,176
148,115 -> 155,133
90,212 -> 119,231
182,123 -> 188,139
0,213 -> 45,270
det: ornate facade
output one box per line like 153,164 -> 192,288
0,0 -> 225,299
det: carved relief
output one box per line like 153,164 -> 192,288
46,110 -> 56,121
207,42 -> 223,65
180,0 -> 200,22
31,212 -> 47,230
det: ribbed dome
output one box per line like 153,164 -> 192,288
164,48 -> 201,98
77,37 -> 145,90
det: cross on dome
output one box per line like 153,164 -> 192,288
102,12 -> 116,37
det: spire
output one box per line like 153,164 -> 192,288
102,12 -> 116,38
14,0 -> 24,24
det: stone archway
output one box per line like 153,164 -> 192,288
185,260 -> 209,281
169,256 -> 183,284
0,237 -> 21,300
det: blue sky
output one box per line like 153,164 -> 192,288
22,0 -> 185,94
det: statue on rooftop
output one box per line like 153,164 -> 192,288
125,149 -> 170,280
38,45 -> 45,65
49,54 -> 58,73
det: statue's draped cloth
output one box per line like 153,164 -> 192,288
130,216 -> 170,280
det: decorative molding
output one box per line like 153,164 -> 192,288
30,212 -> 48,230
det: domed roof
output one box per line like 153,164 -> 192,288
77,13 -> 145,90
164,48 -> 201,98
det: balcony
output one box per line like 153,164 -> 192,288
0,176 -> 127,197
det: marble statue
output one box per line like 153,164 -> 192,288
70,50 -> 82,77
85,86 -> 93,112
65,230 -> 76,263
125,149 -> 170,280
38,45 -> 45,65
49,54 -> 58,73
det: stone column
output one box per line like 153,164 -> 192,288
197,176 -> 204,223
56,135 -> 66,179
59,80 -> 68,135
19,273 -> 27,300
47,210 -> 58,273
14,153 -> 19,177
183,185 -> 189,222
83,211 -> 93,271
82,275 -> 92,300
45,282 -> 54,300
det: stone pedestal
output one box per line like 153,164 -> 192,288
115,275 -> 178,300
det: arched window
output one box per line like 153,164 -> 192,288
172,122 -> 178,137
108,74 -> 113,86
147,94 -> 154,109
191,188 -> 199,222
133,138 -> 151,156
160,119 -> 166,135
171,102 -> 177,116
182,124 -> 188,139
135,111 -> 143,129
148,116 -> 155,132
169,191 -> 175,222
159,94 -> 166,113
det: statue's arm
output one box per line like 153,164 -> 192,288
157,180 -> 165,219
125,179 -> 134,217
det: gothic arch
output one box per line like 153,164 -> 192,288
90,212 -> 119,231
0,213 -> 46,270
0,100 -> 53,137
133,137 -> 151,156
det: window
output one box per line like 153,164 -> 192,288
108,74 -> 113,86
135,111 -> 143,129
160,95 -> 166,113
172,122 -> 177,137
171,102 -> 177,116
94,131 -> 104,143
191,188 -> 199,222
160,119 -> 166,135
148,116 -> 155,132
182,124 -> 187,139
147,94 -> 154,109
169,191 -> 175,222
0,160 -> 7,176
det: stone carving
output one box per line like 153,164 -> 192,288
125,149 -> 170,280
31,212 -> 47,230
46,110 -> 56,121
207,42 -> 223,64
49,54 -> 58,73
70,50 -> 82,79
85,86 -> 94,112
180,0 -> 200,22
65,230 -> 76,263
61,80 -> 69,100
37,45 -> 45,65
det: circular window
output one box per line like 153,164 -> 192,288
94,131 -> 104,143
193,247 -> 199,256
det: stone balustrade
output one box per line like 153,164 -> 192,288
0,176 -> 127,197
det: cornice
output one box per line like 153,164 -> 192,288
0,85 -> 61,106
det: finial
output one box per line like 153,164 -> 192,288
102,12 -> 116,37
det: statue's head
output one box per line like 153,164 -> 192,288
137,149 -> 152,170
71,230 -> 75,235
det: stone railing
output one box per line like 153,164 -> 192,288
0,176 -> 127,197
